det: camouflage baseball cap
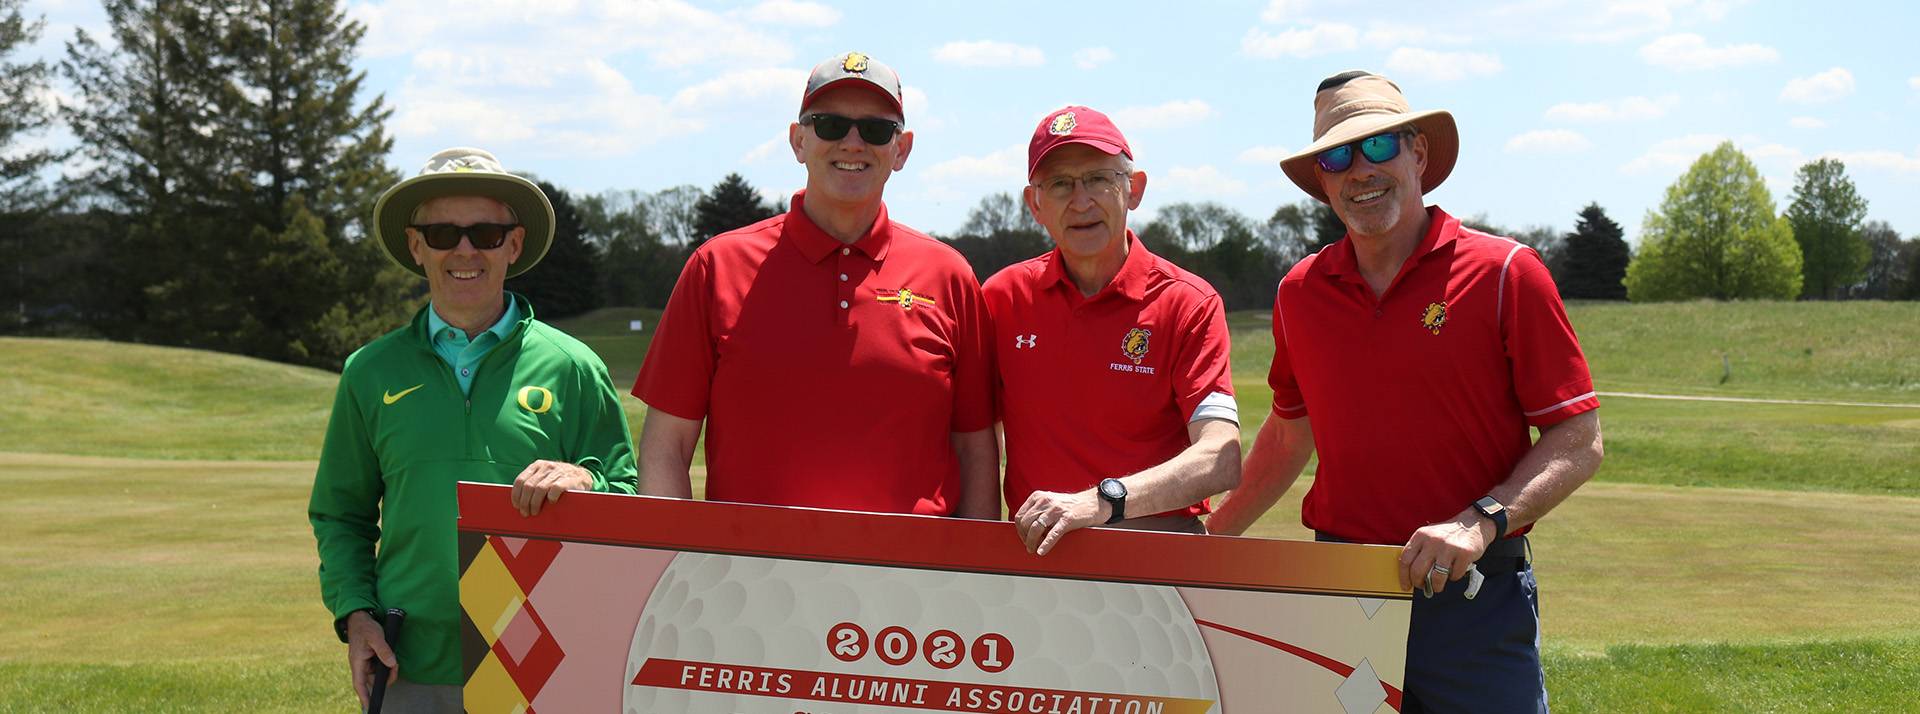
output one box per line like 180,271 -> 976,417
801,51 -> 904,119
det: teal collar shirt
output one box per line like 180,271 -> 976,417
425,296 -> 520,395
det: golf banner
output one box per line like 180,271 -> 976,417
455,483 -> 1412,714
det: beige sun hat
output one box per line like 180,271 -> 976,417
1279,71 -> 1459,204
372,147 -> 555,278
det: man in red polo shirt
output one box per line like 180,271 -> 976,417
990,106 -> 1240,556
1209,72 -> 1604,712
632,52 -> 997,518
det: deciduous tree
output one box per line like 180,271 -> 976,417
1625,142 -> 1801,301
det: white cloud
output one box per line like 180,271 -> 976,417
1110,100 -> 1215,130
1074,47 -> 1115,70
1481,0 -> 1748,44
1789,116 -> 1828,130
1161,165 -> 1249,196
932,40 -> 1045,68
1620,134 -> 1726,174
1911,76 -> 1920,90
1780,67 -> 1855,104
1506,130 -> 1593,154
742,131 -> 790,163
738,0 -> 840,27
1362,23 -> 1472,48
1385,48 -> 1502,82
390,56 -> 696,155
1638,33 -> 1778,71
1241,23 -> 1359,59
922,145 -> 1026,185
1544,96 -> 1670,122
670,68 -> 809,113
1619,135 -> 1800,175
1238,145 -> 1293,164
1819,149 -> 1920,174
353,0 -> 793,68
1259,0 -> 1307,23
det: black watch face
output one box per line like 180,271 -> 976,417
1100,479 -> 1126,500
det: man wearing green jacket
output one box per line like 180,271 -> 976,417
309,147 -> 638,712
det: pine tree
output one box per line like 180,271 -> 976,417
1,0 -> 64,330
62,0 -> 411,368
692,173 -> 778,246
1559,203 -> 1630,300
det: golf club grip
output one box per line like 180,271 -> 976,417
367,608 -> 406,714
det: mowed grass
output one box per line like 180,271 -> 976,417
6,300 -> 1920,711
5,452 -> 1917,712
0,338 -> 333,460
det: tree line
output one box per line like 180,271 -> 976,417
4,0 -> 1918,372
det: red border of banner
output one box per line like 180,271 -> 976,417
457,484 -> 1409,599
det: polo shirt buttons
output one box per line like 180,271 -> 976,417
839,300 -> 849,309
841,247 -> 851,256
461,368 -> 470,376
1374,309 -> 1383,318
839,273 -> 848,282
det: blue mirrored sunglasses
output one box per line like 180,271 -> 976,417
1315,131 -> 1406,173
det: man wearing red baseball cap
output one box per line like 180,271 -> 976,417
988,106 -> 1241,556
1210,70 -> 1604,712
633,52 -> 998,519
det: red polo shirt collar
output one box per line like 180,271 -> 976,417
1038,229 -> 1151,303
784,190 -> 894,263
1314,206 -> 1460,288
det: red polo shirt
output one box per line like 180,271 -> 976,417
986,232 -> 1235,516
633,191 -> 994,515
1269,206 -> 1597,545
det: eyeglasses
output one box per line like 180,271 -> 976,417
1315,131 -> 1408,173
1034,169 -> 1130,200
801,113 -> 902,145
407,223 -> 519,250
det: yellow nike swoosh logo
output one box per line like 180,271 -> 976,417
382,384 -> 424,405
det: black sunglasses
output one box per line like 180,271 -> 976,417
407,223 -> 518,250
801,113 -> 902,145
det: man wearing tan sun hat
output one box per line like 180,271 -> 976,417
1211,72 -> 1604,712
310,147 -> 638,712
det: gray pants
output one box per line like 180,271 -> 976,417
367,678 -> 462,714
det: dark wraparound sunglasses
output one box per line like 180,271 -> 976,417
1315,131 -> 1408,173
801,113 -> 902,145
408,223 -> 518,250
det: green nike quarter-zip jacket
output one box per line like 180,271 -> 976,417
309,295 -> 637,684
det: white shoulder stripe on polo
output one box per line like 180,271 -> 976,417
1524,391 -> 1597,417
1496,242 -> 1526,325
1274,401 -> 1306,414
1190,391 -> 1240,424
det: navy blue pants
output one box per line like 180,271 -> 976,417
1321,534 -> 1549,713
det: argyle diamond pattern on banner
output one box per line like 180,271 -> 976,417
459,535 -> 567,712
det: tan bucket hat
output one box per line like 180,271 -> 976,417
1280,71 -> 1458,204
372,147 -> 555,278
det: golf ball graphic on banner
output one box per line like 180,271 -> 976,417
623,552 -> 1222,713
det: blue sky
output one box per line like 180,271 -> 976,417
22,0 -> 1920,242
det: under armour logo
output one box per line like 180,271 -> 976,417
1014,334 -> 1037,349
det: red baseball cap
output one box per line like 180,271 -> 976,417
1028,105 -> 1132,179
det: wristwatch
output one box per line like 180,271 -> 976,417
1098,478 -> 1128,525
1473,496 -> 1508,540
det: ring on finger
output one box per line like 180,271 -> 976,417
1431,563 -> 1452,576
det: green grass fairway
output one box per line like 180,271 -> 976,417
1569,301 -> 1920,402
5,452 -> 1917,712
0,338 -> 334,460
6,300 -> 1920,711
